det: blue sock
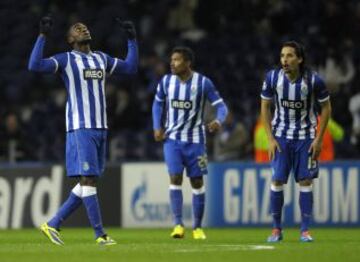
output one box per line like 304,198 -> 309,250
192,189 -> 205,229
82,186 -> 105,239
169,186 -> 183,226
270,187 -> 284,230
299,188 -> 313,232
48,192 -> 82,229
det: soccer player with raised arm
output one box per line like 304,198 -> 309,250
28,16 -> 138,245
152,47 -> 228,240
261,41 -> 331,242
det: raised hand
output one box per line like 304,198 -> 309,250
115,18 -> 136,40
39,16 -> 53,35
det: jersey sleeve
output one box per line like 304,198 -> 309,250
260,70 -> 274,100
313,74 -> 330,103
50,53 -> 68,73
203,77 -> 228,123
96,52 -> 115,74
152,98 -> 164,130
28,36 -> 58,73
152,75 -> 169,130
204,77 -> 224,106
100,53 -> 132,75
99,40 -> 138,75
154,75 -> 168,102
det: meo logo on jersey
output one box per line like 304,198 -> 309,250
171,99 -> 193,110
83,69 -> 104,80
281,99 -> 305,110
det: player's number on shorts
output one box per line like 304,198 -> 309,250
307,155 -> 317,170
197,154 -> 208,170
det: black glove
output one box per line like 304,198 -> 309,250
115,18 -> 136,40
39,16 -> 53,35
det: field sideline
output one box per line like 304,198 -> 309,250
0,228 -> 359,262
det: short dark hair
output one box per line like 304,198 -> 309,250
281,41 -> 306,74
171,46 -> 195,66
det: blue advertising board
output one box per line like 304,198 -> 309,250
206,161 -> 360,227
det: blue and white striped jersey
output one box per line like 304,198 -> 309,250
261,69 -> 330,140
154,72 -> 224,143
51,50 -> 115,131
28,36 -> 138,132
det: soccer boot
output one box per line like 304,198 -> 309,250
96,235 -> 117,246
300,231 -> 313,242
170,225 -> 185,239
267,228 -> 283,243
40,222 -> 64,246
193,228 -> 206,240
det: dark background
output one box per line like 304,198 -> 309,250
1,0 -> 360,163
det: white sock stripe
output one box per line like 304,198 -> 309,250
82,186 -> 97,197
192,187 -> 205,195
300,185 -> 313,192
270,184 -> 284,192
169,184 -> 182,190
71,183 -> 82,197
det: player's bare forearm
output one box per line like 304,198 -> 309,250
260,99 -> 274,140
261,98 -> 281,159
317,99 -> 331,141
309,100 -> 331,159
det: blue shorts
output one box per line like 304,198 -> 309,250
163,139 -> 208,177
66,129 -> 107,177
271,137 -> 319,183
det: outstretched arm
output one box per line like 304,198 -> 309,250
109,20 -> 138,75
110,40 -> 138,75
28,16 -> 57,73
28,35 -> 57,73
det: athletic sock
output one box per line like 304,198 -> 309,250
299,185 -> 313,232
82,186 -> 105,238
270,184 -> 284,230
169,185 -> 183,226
192,187 -> 205,229
48,183 -> 82,229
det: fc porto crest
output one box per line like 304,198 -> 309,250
262,81 -> 267,90
301,84 -> 308,96
191,85 -> 197,94
83,161 -> 90,171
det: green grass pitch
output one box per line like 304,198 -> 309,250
0,228 -> 359,262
